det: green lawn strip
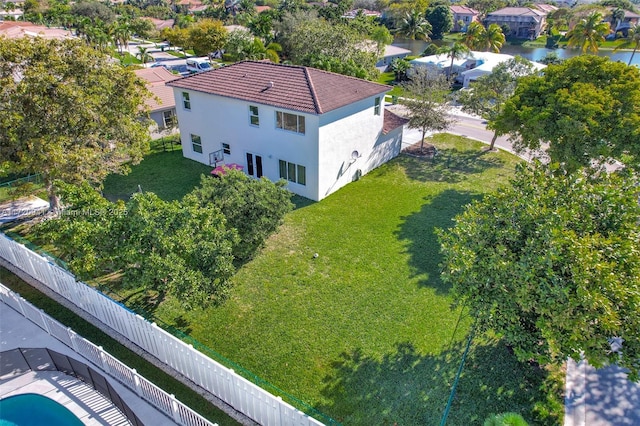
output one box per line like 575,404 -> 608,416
0,267 -> 240,426
116,135 -> 558,424
102,149 -> 212,202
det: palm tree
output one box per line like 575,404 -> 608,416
482,24 -> 506,53
465,23 -> 505,53
438,42 -> 471,79
396,10 -> 432,41
566,12 -> 610,54
136,46 -> 153,64
611,7 -> 625,33
614,25 -> 640,65
463,21 -> 484,49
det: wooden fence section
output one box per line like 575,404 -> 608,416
0,234 -> 325,426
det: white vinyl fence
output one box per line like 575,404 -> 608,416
0,234 -> 326,426
0,284 -> 214,426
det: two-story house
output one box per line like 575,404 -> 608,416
450,5 -> 479,32
484,6 -> 552,39
167,61 -> 407,201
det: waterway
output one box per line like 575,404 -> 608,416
392,38 -> 640,66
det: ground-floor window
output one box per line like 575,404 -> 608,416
163,110 -> 176,128
191,134 -> 202,153
279,160 -> 306,185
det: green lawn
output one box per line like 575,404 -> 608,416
99,134 -> 561,425
102,147 -> 212,202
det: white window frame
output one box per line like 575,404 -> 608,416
191,134 -> 202,154
279,160 -> 306,185
249,105 -> 259,126
275,111 -> 305,135
182,92 -> 191,110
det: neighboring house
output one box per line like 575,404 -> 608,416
134,67 -> 182,131
410,51 -> 545,87
142,17 -> 174,32
450,5 -> 479,32
484,7 -> 552,39
342,9 -> 382,19
605,7 -> 640,35
167,61 -> 407,201
376,44 -> 412,69
0,21 -> 73,39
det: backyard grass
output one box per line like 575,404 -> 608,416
10,134 -> 563,425
102,146 -> 212,202
98,134 -> 561,425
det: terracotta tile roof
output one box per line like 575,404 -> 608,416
382,109 -> 408,135
487,7 -> 545,18
134,67 -> 182,111
450,5 -> 478,14
167,61 -> 391,114
255,5 -> 271,13
0,22 -> 73,39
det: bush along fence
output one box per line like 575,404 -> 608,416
0,285 -> 214,426
0,233 -> 332,426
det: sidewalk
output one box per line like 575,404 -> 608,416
565,358 -> 640,425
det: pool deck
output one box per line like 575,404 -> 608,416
0,301 -> 179,426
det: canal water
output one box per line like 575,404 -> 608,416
392,38 -> 640,66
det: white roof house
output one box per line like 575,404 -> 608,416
410,51 -> 545,87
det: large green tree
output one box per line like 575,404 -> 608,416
438,163 -> 640,380
0,38 -> 150,210
188,19 -> 228,56
566,11 -> 610,54
457,56 -> 536,150
401,66 -> 454,152
426,4 -> 453,40
35,182 -> 238,308
494,56 -> 640,172
190,169 -> 293,261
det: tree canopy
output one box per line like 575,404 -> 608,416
401,66 -> 454,152
0,37 -> 150,210
494,56 -> 640,172
35,171 -> 293,307
426,4 -> 453,40
566,11 -> 610,54
438,163 -> 640,380
457,56 -> 536,150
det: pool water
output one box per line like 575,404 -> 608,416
0,393 -> 84,426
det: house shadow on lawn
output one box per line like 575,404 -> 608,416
399,148 -> 505,183
318,338 -> 558,426
396,189 -> 481,293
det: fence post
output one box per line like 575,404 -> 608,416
39,309 -> 51,335
68,328 -> 80,353
98,346 -> 110,375
132,369 -> 143,397
170,394 -> 181,423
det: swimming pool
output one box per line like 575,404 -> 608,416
0,393 -> 84,426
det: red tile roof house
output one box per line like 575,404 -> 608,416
484,7 -> 552,39
134,67 -> 182,132
450,5 -> 479,32
167,61 -> 408,201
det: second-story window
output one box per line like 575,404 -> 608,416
276,111 -> 305,134
374,97 -> 381,115
249,105 -> 259,126
182,92 -> 191,110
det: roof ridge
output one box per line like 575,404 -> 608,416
303,67 -> 323,114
